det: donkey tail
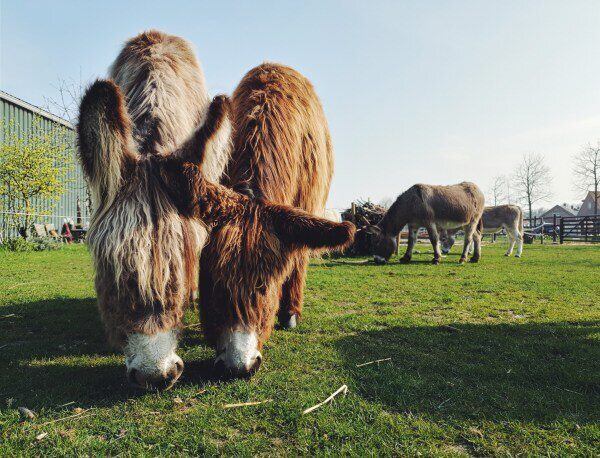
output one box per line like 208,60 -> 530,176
518,207 -> 524,239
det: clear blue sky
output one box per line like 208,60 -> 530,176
2,1 -> 600,209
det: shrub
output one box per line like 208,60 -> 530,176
29,237 -> 62,251
0,236 -> 62,252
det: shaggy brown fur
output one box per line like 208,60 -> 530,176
77,31 -> 231,347
367,182 -> 485,264
198,63 -> 351,351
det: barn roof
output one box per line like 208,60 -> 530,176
0,90 -> 73,129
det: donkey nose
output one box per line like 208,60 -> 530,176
214,351 -> 262,378
127,359 -> 184,391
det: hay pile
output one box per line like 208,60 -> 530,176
341,200 -> 386,227
341,200 -> 387,255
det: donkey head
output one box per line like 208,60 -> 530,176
78,78 -> 230,390
197,199 -> 356,377
364,225 -> 396,264
440,229 -> 456,254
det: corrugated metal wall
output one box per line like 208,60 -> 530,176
0,91 -> 90,240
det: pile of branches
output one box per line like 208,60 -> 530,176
341,200 -> 387,255
341,200 -> 386,227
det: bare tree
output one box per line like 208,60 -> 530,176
43,72 -> 85,124
512,153 -> 552,219
572,143 -> 600,216
487,175 -> 506,206
43,73 -> 93,216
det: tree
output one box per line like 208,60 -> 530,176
512,153 -> 552,219
43,74 -> 93,216
43,73 -> 84,125
487,175 -> 506,206
0,117 -> 74,236
572,143 -> 600,216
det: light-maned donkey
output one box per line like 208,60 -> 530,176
199,64 -> 354,377
78,32 -> 354,389
366,182 -> 485,264
440,204 -> 524,257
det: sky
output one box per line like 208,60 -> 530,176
2,0 -> 600,210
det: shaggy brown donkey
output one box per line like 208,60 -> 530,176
198,64 -> 349,376
78,31 -> 232,390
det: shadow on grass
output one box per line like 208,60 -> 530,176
0,298 -> 216,408
336,321 -> 600,423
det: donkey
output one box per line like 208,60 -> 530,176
78,33 -> 354,389
440,204 -> 524,257
78,31 -> 233,390
198,63 -> 354,377
366,182 -> 484,265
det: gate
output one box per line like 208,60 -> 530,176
559,215 -> 600,243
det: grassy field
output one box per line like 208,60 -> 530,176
0,242 -> 598,456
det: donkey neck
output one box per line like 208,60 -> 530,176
378,193 -> 410,235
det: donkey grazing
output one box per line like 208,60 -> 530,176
366,182 -> 484,264
198,64 -> 354,377
79,34 -> 354,388
78,31 -> 233,390
441,204 -> 524,257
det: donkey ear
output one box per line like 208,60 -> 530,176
77,79 -> 137,201
266,204 -> 356,250
176,95 -> 232,183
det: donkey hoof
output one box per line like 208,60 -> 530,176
458,257 -> 466,264
504,253 -> 510,257
515,255 -> 521,258
400,257 -> 411,264
280,314 -> 297,330
469,257 -> 479,263
432,258 -> 440,265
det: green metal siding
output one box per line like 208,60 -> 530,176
0,91 -> 90,239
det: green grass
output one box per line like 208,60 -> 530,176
0,242 -> 599,456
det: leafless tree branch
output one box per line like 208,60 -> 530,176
572,143 -> 600,215
512,153 -> 552,218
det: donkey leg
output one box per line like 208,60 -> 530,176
278,253 -> 308,329
505,229 -> 516,256
460,225 -> 475,264
515,229 -> 524,257
426,225 -> 441,264
470,230 -> 481,263
400,225 -> 417,263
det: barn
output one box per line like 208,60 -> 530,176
0,91 -> 89,240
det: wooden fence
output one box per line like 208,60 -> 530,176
521,215 -> 600,244
559,215 -> 600,243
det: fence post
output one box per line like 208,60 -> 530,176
560,218 -> 564,244
351,202 -> 356,224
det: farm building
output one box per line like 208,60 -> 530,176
577,191 -> 600,216
0,90 -> 89,240
540,204 -> 575,219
